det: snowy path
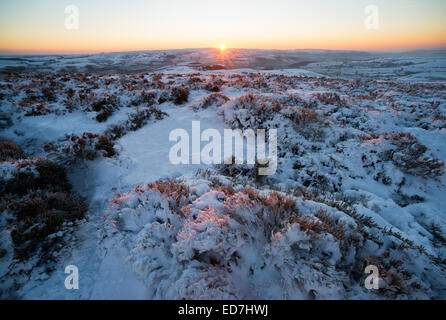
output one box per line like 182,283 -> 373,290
18,102 -> 225,299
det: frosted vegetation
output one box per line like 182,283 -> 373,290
0,69 -> 445,299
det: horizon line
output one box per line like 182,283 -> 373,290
1,46 -> 446,57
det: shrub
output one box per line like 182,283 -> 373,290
103,124 -> 126,141
0,159 -> 71,196
315,92 -> 345,106
215,156 -> 262,182
147,180 -> 190,214
196,93 -> 229,110
221,188 -> 297,237
35,159 -> 73,192
204,82 -> 221,92
223,94 -> 281,129
44,132 -> 116,163
127,107 -> 168,131
286,107 -> 318,125
104,106 -> 168,140
157,90 -> 169,104
0,111 -> 13,129
0,137 -> 25,161
171,87 -> 189,105
41,87 -> 57,102
284,107 -> 325,141
23,102 -> 52,117
378,133 -> 444,178
90,94 -> 120,122
8,190 -> 86,260
362,254 -> 412,295
65,87 -> 75,99
0,150 -> 86,261
95,135 -> 116,157
131,90 -> 157,106
313,208 -> 346,240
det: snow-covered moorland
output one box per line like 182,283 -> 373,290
0,69 -> 445,299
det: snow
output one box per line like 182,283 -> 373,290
0,57 -> 445,299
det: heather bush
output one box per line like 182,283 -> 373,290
18,95 -> 53,116
204,81 -> 222,92
285,107 -> 319,125
147,180 -> 191,214
0,154 -> 86,261
127,107 -> 167,130
7,190 -> 86,260
0,159 -> 71,196
193,93 -> 229,111
361,253 -> 414,295
89,94 -> 120,122
294,208 -> 346,241
0,111 -> 12,129
373,133 -> 444,178
102,179 -> 368,299
315,92 -> 345,106
104,106 -> 168,140
215,156 -> 264,183
222,94 -> 281,129
41,87 -> 57,102
284,107 -> 326,141
157,90 -> 170,104
170,87 -> 189,105
130,90 -> 158,106
0,137 -> 25,161
23,102 -> 52,116
22,85 -> 56,103
43,132 -> 116,163
216,161 -> 255,181
63,89 -> 96,112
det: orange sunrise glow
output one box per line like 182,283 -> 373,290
0,0 -> 445,54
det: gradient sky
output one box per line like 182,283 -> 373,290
0,0 -> 445,54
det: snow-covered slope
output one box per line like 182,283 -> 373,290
1,48 -> 445,81
0,69 -> 445,299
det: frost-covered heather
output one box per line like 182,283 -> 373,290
0,138 -> 87,298
0,70 -> 445,299
100,175 -> 443,299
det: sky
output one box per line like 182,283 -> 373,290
0,0 -> 445,54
